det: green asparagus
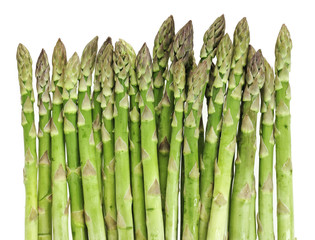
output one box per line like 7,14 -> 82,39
207,18 -> 250,240
113,40 -> 134,239
275,24 -> 294,240
78,36 -> 106,240
17,44 -> 38,240
181,61 -> 208,240
128,43 -> 147,239
153,15 -> 175,107
257,59 -> 275,240
229,49 -> 265,240
63,52 -> 88,240
100,38 -> 118,240
199,33 -> 233,240
136,43 -> 164,239
164,60 -> 186,240
51,39 -> 69,240
158,21 -> 194,221
36,49 -> 52,240
93,39 -> 112,198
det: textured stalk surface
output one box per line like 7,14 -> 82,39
100,38 -> 118,240
199,33 -> 232,240
36,49 -> 52,240
207,18 -> 250,240
158,21 -> 194,221
63,53 -> 87,240
181,61 -> 208,240
93,39 -> 112,198
113,40 -> 134,239
257,59 -> 275,240
51,39 -> 69,240
137,43 -> 164,240
17,44 -> 38,240
78,37 -> 106,240
164,61 -> 185,240
128,42 -> 147,239
274,25 -> 294,240
229,50 -> 265,240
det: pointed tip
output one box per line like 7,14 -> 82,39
106,36 -> 112,45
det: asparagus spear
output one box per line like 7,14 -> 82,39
93,39 -> 112,198
35,49 -> 52,240
113,40 -> 134,239
207,18 -> 250,240
158,21 -> 194,220
257,59 -> 275,240
246,46 -> 257,240
164,60 -> 186,240
136,43 -> 164,239
181,61 -> 208,240
100,38 -> 118,240
51,39 -> 69,240
274,25 -> 294,240
127,43 -> 148,239
78,36 -> 106,240
229,50 -> 265,240
17,44 -> 38,240
199,33 -> 233,240
153,15 -> 175,107
63,53 -> 88,240
198,117 -> 204,169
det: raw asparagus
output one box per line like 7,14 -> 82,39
128,43 -> 147,239
17,44 -> 38,240
274,24 -> 294,240
181,61 -> 208,240
229,49 -> 265,240
36,49 -> 52,240
51,39 -> 69,240
100,38 -> 118,240
93,39 -> 112,198
164,60 -> 186,240
158,21 -> 194,220
136,43 -> 164,239
153,15 -> 175,107
207,18 -> 250,240
78,36 -> 106,240
199,33 -> 233,240
257,59 -> 275,240
113,40 -> 134,239
63,52 -> 88,240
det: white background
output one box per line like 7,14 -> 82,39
0,0 -> 313,239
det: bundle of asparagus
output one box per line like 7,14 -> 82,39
17,15 -> 294,240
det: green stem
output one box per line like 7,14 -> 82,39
17,44 -> 38,240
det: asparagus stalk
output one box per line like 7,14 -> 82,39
246,46 -> 257,240
158,21 -> 194,220
164,60 -> 186,240
181,61 -> 208,240
198,117 -> 204,168
257,59 -> 275,240
153,15 -> 175,107
199,33 -> 233,240
100,38 -> 118,240
51,39 -> 69,240
93,39 -> 112,198
78,36 -> 106,240
128,43 -> 147,239
63,53 -> 88,240
207,18 -> 250,240
112,40 -> 134,239
35,49 -> 52,240
17,44 -> 38,240
136,43 -> 164,239
229,50 -> 265,240
274,25 -> 294,240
